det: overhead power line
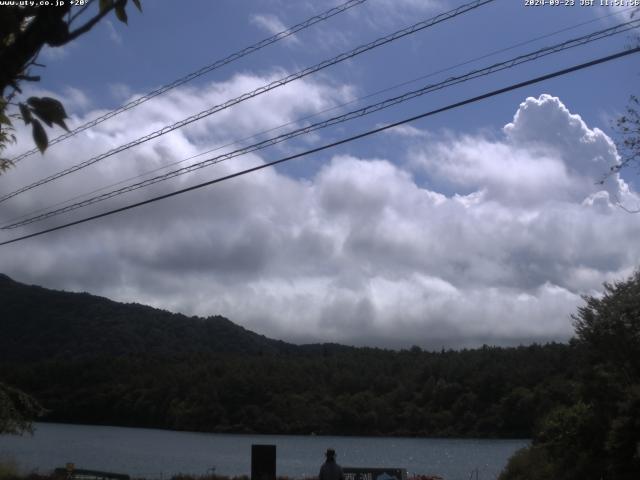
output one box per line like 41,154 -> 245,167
0,0 -> 496,205
1,46 -> 637,247
7,5 -> 630,228
9,0 -> 369,164
4,8 -> 629,229
4,19 -> 638,230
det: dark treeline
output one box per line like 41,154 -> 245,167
0,273 -> 578,438
0,344 -> 578,438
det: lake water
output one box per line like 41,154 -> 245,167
0,423 -> 528,480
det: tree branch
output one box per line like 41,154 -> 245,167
67,0 -> 125,42
0,7 -> 69,96
15,74 -> 41,82
69,0 -> 97,25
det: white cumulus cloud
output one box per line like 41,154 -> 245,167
1,79 -> 639,350
250,13 -> 301,45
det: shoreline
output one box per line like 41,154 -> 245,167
30,422 -> 531,442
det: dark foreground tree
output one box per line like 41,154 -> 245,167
0,381 -> 44,435
500,271 -> 640,480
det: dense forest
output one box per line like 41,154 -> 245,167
1,345 -> 580,438
499,271 -> 640,480
0,273 -> 579,438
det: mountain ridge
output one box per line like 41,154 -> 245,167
0,273 -> 306,361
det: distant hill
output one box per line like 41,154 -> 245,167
0,273 -> 297,361
0,273 -> 577,438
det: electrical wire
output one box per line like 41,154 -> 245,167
6,5 -> 631,227
9,0 -> 369,164
3,19 -> 638,230
0,0 -> 497,204
1,46 -> 637,247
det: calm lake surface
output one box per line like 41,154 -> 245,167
0,423 -> 528,480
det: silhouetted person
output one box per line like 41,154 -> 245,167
319,448 -> 344,480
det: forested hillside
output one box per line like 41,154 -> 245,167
0,273 -> 294,359
0,274 -> 578,438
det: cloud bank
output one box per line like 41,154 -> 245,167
1,74 -> 638,349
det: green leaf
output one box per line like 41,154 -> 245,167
31,119 -> 48,154
18,103 -> 32,125
0,111 -> 11,126
115,3 -> 128,24
27,97 -> 69,132
99,0 -> 114,13
31,109 -> 53,128
132,0 -> 142,12
0,158 -> 14,173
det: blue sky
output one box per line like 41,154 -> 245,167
1,0 -> 639,348
38,0 -> 638,137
